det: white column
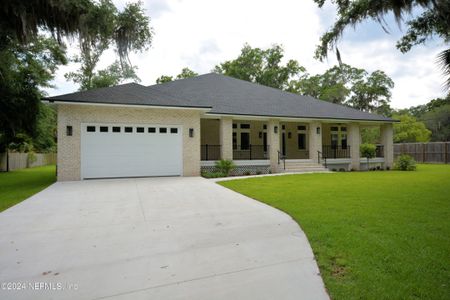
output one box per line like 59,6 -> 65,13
267,119 -> 280,173
348,123 -> 361,170
309,122 -> 322,163
380,123 -> 394,169
219,117 -> 233,160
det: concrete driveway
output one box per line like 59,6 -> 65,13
0,177 -> 328,300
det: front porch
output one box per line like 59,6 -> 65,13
200,118 -> 393,174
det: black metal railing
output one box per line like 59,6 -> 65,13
278,150 -> 286,169
233,145 -> 269,160
201,145 -> 221,161
317,150 -> 327,168
322,145 -> 351,159
375,145 -> 384,157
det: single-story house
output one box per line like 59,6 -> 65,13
45,73 -> 395,181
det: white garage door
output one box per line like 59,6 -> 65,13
81,123 -> 182,179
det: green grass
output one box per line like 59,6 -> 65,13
220,164 -> 450,299
0,165 -> 56,212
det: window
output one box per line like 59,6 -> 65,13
298,133 -> 306,150
330,126 -> 339,131
263,124 -> 267,130
100,126 -> 108,133
341,133 -> 348,149
159,127 -> 167,133
112,126 -> 121,133
331,133 -> 339,148
297,125 -> 306,131
240,124 -> 250,129
263,132 -> 267,152
341,127 -> 347,132
170,128 -> 178,134
232,132 -> 237,150
240,132 -> 250,150
148,127 -> 156,133
125,127 -> 133,133
282,125 -> 286,130
87,126 -> 95,132
136,127 -> 144,133
232,123 -> 237,129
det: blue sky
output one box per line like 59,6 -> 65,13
45,0 -> 448,109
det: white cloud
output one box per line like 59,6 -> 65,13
45,0 -> 447,109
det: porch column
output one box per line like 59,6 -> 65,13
380,123 -> 394,169
348,123 -> 361,170
267,119 -> 280,172
219,117 -> 233,160
309,121 -> 322,163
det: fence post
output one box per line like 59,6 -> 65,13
249,144 -> 252,160
422,143 -> 425,163
205,144 -> 208,161
445,143 -> 448,164
6,150 -> 9,172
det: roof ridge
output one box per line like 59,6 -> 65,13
45,82 -> 146,100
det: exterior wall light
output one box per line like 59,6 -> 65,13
189,128 -> 194,137
259,131 -> 262,138
274,126 -> 278,134
66,126 -> 73,136
316,127 -> 321,135
288,132 -> 292,139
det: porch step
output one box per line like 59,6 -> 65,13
280,160 -> 329,173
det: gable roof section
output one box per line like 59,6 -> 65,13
46,73 -> 394,122
45,82 -> 211,109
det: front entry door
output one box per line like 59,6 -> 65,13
282,132 -> 286,156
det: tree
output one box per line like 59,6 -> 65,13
347,70 -> 394,115
289,64 -> 365,104
156,68 -> 198,84
400,95 -> 450,118
393,114 -> 431,143
214,44 -> 305,90
360,143 -> 376,170
0,0 -> 92,47
290,64 -> 394,114
313,0 -> 450,88
0,36 -> 66,146
422,104 -> 450,141
33,104 -> 57,152
65,0 -> 152,90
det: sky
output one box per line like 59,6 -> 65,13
45,0 -> 448,109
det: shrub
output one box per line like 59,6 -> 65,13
360,143 -> 376,171
215,159 -> 236,176
201,171 -> 226,178
339,168 -> 346,172
256,171 -> 262,175
394,154 -> 417,171
243,171 -> 251,176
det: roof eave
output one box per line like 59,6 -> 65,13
42,99 -> 212,111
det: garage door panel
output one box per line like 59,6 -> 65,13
81,124 -> 182,179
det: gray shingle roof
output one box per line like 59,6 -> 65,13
47,73 -> 394,122
45,82 -> 211,109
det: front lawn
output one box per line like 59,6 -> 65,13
219,164 -> 450,299
0,165 -> 56,212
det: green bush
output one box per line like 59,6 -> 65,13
215,159 -> 236,176
360,143 -> 376,158
360,143 -> 376,171
394,154 -> 417,171
201,171 -> 226,178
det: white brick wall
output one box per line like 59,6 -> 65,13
57,104 -> 201,181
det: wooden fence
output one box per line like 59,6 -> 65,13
394,142 -> 450,164
0,152 -> 57,171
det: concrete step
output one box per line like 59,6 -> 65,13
280,162 -> 329,173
